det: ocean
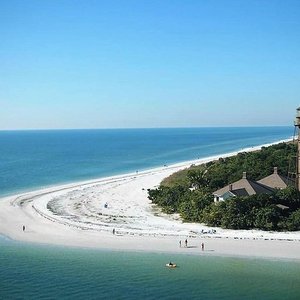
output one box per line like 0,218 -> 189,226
0,127 -> 293,197
1,126 -> 299,299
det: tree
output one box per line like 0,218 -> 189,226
187,168 -> 209,189
253,206 -> 281,230
179,190 -> 213,222
274,186 -> 300,210
286,209 -> 300,231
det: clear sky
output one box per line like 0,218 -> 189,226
1,0 -> 300,129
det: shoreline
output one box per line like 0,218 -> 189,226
1,137 -> 300,260
1,235 -> 300,263
0,136 -> 294,199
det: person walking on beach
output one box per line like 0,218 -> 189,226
185,239 -> 188,247
112,228 -> 115,235
179,240 -> 181,247
22,225 -> 25,232
201,242 -> 204,251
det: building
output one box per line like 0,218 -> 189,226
213,168 -> 289,203
257,167 -> 290,189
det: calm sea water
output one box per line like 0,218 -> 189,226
0,127 -> 292,197
1,126 -> 298,299
0,237 -> 299,300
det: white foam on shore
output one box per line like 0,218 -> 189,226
0,137 -> 300,259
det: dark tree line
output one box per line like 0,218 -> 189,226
148,142 -> 300,231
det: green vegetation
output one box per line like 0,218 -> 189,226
148,142 -> 300,231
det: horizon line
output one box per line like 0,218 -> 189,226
0,125 -> 293,132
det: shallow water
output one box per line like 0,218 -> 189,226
1,238 -> 300,300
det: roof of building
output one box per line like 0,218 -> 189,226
230,188 -> 249,197
257,167 -> 290,189
213,172 -> 274,197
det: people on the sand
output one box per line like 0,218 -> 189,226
112,228 -> 115,235
185,239 -> 188,247
179,240 -> 181,247
104,202 -> 108,208
201,242 -> 204,251
22,225 -> 25,232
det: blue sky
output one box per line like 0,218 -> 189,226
1,0 -> 300,129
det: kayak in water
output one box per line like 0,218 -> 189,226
166,262 -> 177,268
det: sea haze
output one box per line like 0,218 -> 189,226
0,126 -> 292,197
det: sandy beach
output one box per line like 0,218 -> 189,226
1,138 -> 300,260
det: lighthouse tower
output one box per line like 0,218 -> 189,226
295,107 -> 300,191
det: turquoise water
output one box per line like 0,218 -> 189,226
0,237 -> 299,299
0,126 -> 298,299
0,127 -> 292,196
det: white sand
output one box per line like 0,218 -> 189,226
1,138 -> 300,260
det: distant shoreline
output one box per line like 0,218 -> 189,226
0,137 -> 299,260
0,128 -> 294,198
